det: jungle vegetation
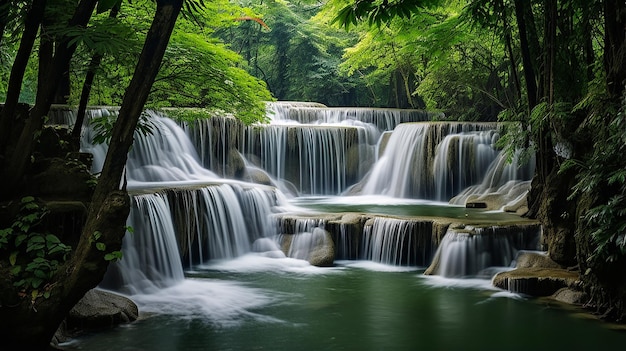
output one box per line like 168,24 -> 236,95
0,0 -> 624,348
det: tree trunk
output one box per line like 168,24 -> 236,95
71,3 -> 121,147
513,0 -> 539,110
1,0 -> 183,348
604,0 -> 626,98
0,0 -> 97,200
0,0 -> 46,159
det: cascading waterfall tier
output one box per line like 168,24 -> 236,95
361,122 -> 534,203
43,102 -> 544,296
100,182 -> 281,294
182,102 -> 439,195
274,214 -> 442,267
425,224 -> 542,278
99,192 -> 185,295
360,217 -> 437,266
266,102 -> 440,131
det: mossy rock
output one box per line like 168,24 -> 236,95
30,157 -> 95,201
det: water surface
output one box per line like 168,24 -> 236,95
65,258 -> 626,351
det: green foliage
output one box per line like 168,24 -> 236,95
0,197 -> 71,300
89,110 -> 156,145
149,31 -> 272,124
329,0 -> 441,29
562,92 -> 626,263
89,230 -> 123,262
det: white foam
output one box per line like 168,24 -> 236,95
419,274 -> 498,291
195,253 -> 345,275
127,278 -> 286,327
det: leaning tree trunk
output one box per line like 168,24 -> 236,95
1,0 -> 183,348
71,3 -> 121,147
0,0 -> 97,200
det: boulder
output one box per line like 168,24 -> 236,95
307,229 -> 336,267
493,250 -> 580,297
280,228 -> 336,267
53,289 -> 138,346
246,166 -> 274,186
492,267 -> 580,296
66,289 -> 138,330
513,251 -> 562,269
552,287 -> 586,305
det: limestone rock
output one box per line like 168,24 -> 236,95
53,289 -> 138,346
492,267 -> 579,296
281,228 -> 336,267
246,166 -> 274,186
308,234 -> 335,267
66,289 -> 139,330
552,287 -> 586,305
513,251 -> 562,269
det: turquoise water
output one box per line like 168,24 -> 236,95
289,196 -> 530,222
64,258 -> 626,351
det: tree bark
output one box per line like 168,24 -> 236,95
0,0 -> 97,200
71,3 -> 121,147
0,0 -> 46,159
513,0 -> 539,110
604,0 -> 626,98
1,0 -> 183,348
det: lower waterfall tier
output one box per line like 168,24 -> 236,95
99,184 -> 541,295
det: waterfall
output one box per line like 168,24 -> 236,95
360,218 -> 436,266
266,102 -> 438,131
59,102 -> 543,295
287,228 -> 332,261
448,150 -> 535,210
241,125 -> 364,195
82,109 -> 217,185
360,122 -> 533,202
431,224 -> 542,278
100,193 -> 185,295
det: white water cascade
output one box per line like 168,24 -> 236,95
361,218 -> 436,266
361,122 -> 534,203
60,101 -> 541,298
431,225 -> 542,278
100,193 -> 185,295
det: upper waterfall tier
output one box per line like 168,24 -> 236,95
266,101 -> 442,131
360,122 -> 535,203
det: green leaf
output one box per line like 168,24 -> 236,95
96,0 -> 121,14
9,251 -> 18,266
10,265 -> 21,275
15,234 -> 27,247
96,242 -> 106,251
104,251 -> 123,261
30,278 -> 44,289
21,196 -> 35,204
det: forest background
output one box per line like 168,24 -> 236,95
0,0 -> 624,349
